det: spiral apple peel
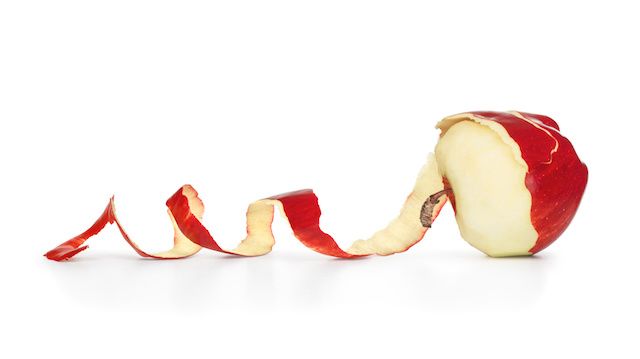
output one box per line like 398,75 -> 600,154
45,111 -> 587,261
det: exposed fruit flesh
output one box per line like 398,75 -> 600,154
435,120 -> 538,257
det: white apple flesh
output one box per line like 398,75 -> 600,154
435,120 -> 539,256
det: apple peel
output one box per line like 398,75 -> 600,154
45,155 -> 447,261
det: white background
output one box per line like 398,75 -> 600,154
1,1 -> 638,358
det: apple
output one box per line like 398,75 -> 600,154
431,111 -> 588,256
44,111 -> 587,261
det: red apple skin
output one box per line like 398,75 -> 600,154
44,199 -> 114,261
165,187 -> 234,255
270,190 -> 364,258
166,187 -> 363,258
44,197 -> 182,261
462,111 -> 588,254
518,111 -> 560,131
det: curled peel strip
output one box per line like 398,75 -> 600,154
45,156 -> 447,261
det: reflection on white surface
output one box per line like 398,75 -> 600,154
43,249 -> 550,313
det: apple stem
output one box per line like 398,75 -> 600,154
420,188 -> 452,228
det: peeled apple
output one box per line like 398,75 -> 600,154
45,111 -> 588,261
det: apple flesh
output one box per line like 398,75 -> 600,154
436,120 -> 536,256
44,111 -> 587,261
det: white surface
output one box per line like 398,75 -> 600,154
0,1 -> 637,358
